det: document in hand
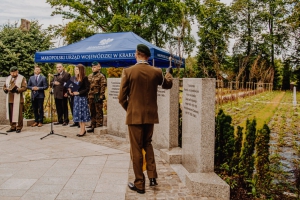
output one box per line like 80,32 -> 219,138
64,80 -> 79,92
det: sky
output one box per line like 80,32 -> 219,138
0,0 -> 233,50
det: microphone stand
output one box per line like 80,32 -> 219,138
40,75 -> 67,140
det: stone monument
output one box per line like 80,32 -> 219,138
293,86 -> 297,106
107,77 -> 179,151
107,78 -> 127,138
0,77 -> 9,125
181,78 -> 229,200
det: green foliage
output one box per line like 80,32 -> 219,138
196,0 -> 233,78
255,123 -> 271,197
23,92 -> 34,119
239,118 -> 257,181
46,0 -> 199,55
282,59 -> 292,90
0,21 -> 53,79
215,109 -> 235,170
231,126 -> 244,174
106,67 -> 123,78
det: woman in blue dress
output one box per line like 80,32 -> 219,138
68,64 -> 91,137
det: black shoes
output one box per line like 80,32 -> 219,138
16,129 -> 21,133
128,182 -> 145,194
70,123 -> 79,127
87,128 -> 94,133
149,178 -> 158,186
54,122 -> 62,125
86,125 -> 92,128
76,131 -> 86,137
62,122 -> 68,126
6,129 -> 16,132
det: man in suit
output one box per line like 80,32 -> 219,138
50,63 -> 71,126
3,66 -> 27,133
118,44 -> 173,194
27,66 -> 48,127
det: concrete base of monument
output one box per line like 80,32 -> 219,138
94,126 -> 107,135
23,119 -> 35,127
160,147 -> 182,164
103,115 -> 107,127
186,172 -> 230,200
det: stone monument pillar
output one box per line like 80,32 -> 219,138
0,77 -> 9,125
293,86 -> 297,106
107,78 -> 179,153
153,78 -> 179,149
181,78 -> 229,200
107,78 -> 127,138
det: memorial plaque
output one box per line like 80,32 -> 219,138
182,78 -> 215,173
107,78 -> 127,138
153,78 -> 179,149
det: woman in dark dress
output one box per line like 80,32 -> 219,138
68,64 -> 91,136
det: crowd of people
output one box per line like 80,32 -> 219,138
3,61 -> 107,136
3,44 -> 173,194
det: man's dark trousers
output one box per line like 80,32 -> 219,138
55,97 -> 69,124
32,97 -> 44,123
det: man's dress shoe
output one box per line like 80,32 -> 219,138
69,123 -> 78,127
62,122 -> 68,126
149,178 -> 158,186
86,125 -> 92,128
128,182 -> 145,194
54,122 -> 62,125
31,122 -> 38,127
6,129 -> 16,133
87,128 -> 94,133
16,129 -> 21,133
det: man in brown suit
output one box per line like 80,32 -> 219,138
3,66 -> 27,133
118,44 -> 173,194
50,63 -> 71,125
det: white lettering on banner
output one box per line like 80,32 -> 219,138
40,52 -> 135,61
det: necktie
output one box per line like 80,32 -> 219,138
35,75 -> 38,83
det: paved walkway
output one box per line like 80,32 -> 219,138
0,124 -> 210,200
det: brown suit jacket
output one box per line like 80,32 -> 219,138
50,71 -> 71,99
118,63 -> 173,125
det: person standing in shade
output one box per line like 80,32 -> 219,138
68,64 -> 91,136
68,71 -> 79,128
118,44 -> 173,194
50,63 -> 71,126
3,66 -> 27,133
87,61 -> 106,133
27,66 -> 48,127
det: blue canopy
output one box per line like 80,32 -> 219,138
35,32 -> 185,68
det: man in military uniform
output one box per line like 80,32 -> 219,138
3,66 -> 28,133
87,61 -> 107,133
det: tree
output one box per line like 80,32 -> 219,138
231,126 -> 243,174
196,0 -> 233,78
239,118 -> 257,181
46,0 -> 198,54
215,109 -> 235,170
0,21 -> 53,79
254,123 -> 271,197
281,58 -> 291,90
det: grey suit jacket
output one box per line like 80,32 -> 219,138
27,74 -> 48,99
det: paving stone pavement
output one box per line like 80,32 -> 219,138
0,124 -> 215,200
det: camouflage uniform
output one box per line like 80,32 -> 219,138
88,71 -> 106,127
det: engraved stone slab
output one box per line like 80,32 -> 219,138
182,78 -> 215,173
107,78 -> 179,149
153,78 -> 179,150
107,78 -> 127,138
0,77 -> 9,125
